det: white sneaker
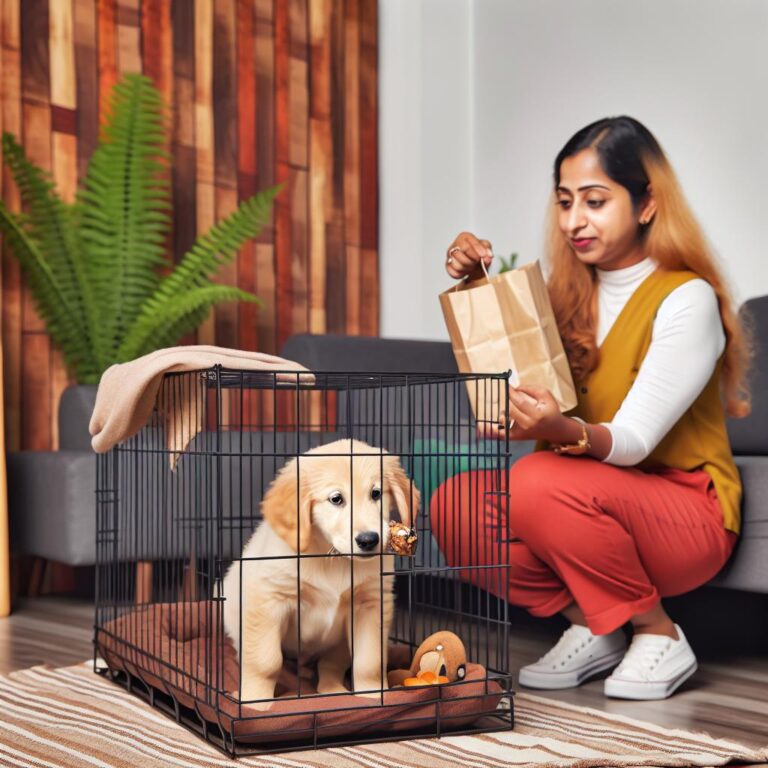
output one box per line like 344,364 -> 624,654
604,624 -> 697,700
518,624 -> 627,690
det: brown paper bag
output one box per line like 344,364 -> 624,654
439,260 -> 577,425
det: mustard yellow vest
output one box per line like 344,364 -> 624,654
564,268 -> 741,533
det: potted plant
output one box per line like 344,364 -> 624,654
0,73 -> 276,434
497,252 -> 519,273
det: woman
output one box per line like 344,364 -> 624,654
433,116 -> 752,700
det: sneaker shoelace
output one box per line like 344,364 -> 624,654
615,636 -> 673,680
538,626 -> 594,669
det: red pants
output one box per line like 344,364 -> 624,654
429,451 -> 737,635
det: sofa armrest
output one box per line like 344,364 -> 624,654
8,451 -> 97,566
709,455 -> 768,593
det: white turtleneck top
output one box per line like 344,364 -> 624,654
584,257 -> 725,465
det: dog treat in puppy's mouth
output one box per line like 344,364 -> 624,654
388,520 -> 418,556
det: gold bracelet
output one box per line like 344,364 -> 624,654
552,421 -> 591,455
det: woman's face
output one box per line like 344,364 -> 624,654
555,147 -> 655,271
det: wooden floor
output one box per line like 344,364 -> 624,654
2,597 -> 767,750
0,598 -> 95,674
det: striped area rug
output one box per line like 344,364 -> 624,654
0,663 -> 766,768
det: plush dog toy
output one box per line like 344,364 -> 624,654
388,631 -> 467,687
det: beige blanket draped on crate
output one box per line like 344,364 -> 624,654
89,345 -> 314,469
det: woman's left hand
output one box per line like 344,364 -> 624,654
483,385 -> 567,442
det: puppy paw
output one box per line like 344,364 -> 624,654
353,678 -> 388,696
239,680 -> 277,709
317,682 -> 349,695
356,690 -> 387,700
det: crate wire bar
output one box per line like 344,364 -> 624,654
94,367 -> 514,756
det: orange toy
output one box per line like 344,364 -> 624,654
403,670 -> 450,686
389,631 -> 467,688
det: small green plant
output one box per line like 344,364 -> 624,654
497,252 -> 519,273
0,73 -> 276,384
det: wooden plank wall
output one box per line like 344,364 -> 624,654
0,0 -> 379,452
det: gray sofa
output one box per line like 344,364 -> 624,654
9,386 -> 100,566
8,296 -> 767,594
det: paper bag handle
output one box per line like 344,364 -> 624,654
453,253 -> 492,292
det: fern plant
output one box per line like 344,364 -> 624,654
0,73 -> 276,384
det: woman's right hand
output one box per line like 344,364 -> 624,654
445,232 -> 494,280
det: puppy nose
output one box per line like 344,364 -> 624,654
355,531 -> 380,551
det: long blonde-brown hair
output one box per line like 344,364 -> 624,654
547,116 -> 752,417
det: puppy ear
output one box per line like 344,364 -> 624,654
384,456 -> 420,528
261,458 -> 313,552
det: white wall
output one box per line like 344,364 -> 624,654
379,0 -> 474,339
380,0 -> 768,339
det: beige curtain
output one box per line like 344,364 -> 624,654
0,342 -> 8,617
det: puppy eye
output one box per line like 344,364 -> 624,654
329,492 -> 344,506
371,488 -> 382,501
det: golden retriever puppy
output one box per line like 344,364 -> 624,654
222,438 -> 419,707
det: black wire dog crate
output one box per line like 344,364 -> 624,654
94,367 -> 514,756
